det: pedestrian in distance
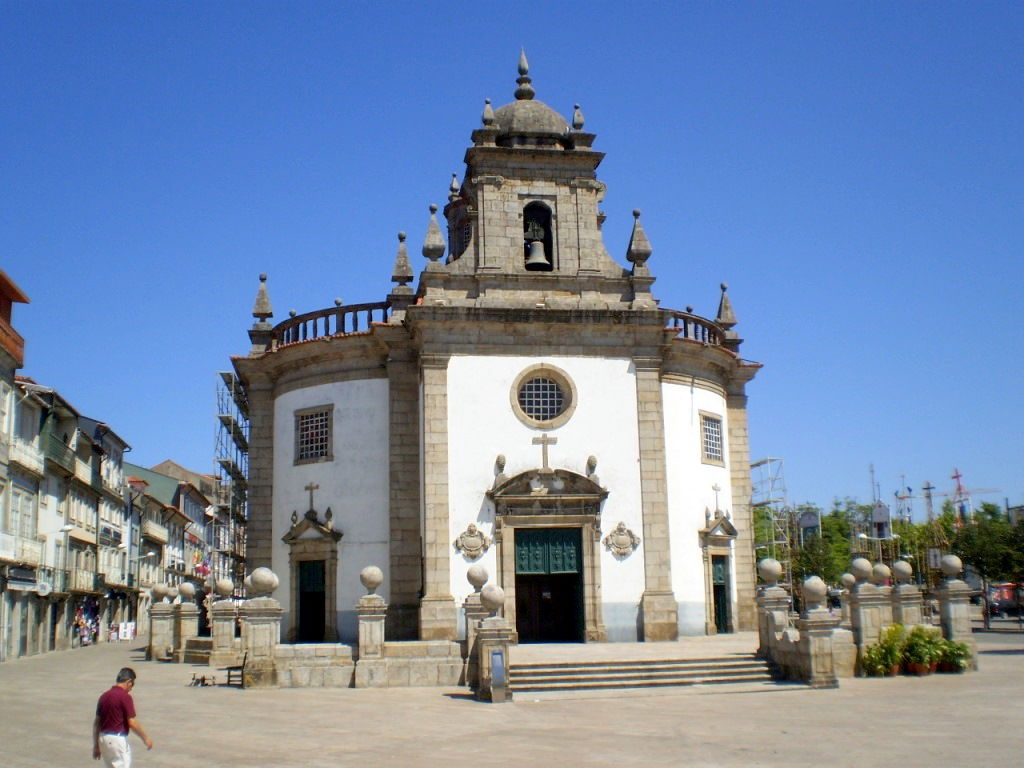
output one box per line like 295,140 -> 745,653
93,667 -> 154,767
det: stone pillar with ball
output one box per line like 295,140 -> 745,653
847,557 -> 886,656
356,566 -> 387,660
239,567 -> 283,688
890,560 -> 924,627
794,576 -> 841,688
173,581 -> 200,663
147,584 -> 175,661
935,555 -> 978,670
463,565 -> 489,689
754,558 -> 790,660
209,578 -> 240,667
871,563 -> 894,628
474,582 -> 513,702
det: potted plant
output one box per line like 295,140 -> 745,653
902,626 -> 941,675
860,643 -> 889,677
937,638 -> 972,672
878,624 -> 906,676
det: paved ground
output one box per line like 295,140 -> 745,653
1,625 -> 1022,768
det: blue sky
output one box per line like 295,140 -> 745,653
3,2 -> 1021,516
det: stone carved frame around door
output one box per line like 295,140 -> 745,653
488,469 -> 608,643
698,511 -> 738,635
281,511 -> 343,642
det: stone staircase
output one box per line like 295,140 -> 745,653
509,653 -> 774,693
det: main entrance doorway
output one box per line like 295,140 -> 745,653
514,528 -> 583,643
297,559 -> 326,642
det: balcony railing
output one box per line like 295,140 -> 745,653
664,310 -> 724,346
44,433 -> 76,472
70,568 -> 99,592
272,301 -> 391,348
0,532 -> 42,565
141,519 -> 168,544
9,439 -> 44,475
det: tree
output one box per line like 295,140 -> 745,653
952,502 -> 1013,629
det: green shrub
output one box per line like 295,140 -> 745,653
878,624 -> 906,669
938,638 -> 972,671
860,643 -> 889,676
902,626 -> 943,666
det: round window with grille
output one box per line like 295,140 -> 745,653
510,365 -> 577,429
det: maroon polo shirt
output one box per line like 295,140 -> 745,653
96,685 -> 136,735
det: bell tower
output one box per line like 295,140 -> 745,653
416,52 -> 654,310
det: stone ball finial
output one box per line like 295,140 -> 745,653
802,576 -> 827,610
259,273 -> 267,282
840,572 -> 856,589
215,578 -> 235,598
289,309 -> 297,318
398,231 -> 406,243
871,563 -> 892,585
360,565 -> 384,594
892,560 -> 913,583
152,583 -> 169,602
178,582 -> 196,601
940,554 -> 963,579
429,203 -> 438,214
467,564 -> 488,591
334,298 -> 343,307
721,282 -> 729,292
166,585 -> 179,601
632,209 -> 642,219
850,557 -> 873,582
248,567 -> 279,596
480,583 -> 505,616
757,558 -> 782,585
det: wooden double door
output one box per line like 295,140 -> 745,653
514,527 -> 583,643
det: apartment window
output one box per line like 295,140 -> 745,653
700,412 -> 725,466
295,406 -> 332,464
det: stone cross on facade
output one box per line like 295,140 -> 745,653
532,434 -> 557,473
305,482 -> 319,512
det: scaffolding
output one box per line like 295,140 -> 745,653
751,457 -> 793,588
215,371 -> 249,593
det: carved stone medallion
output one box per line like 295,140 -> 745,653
603,522 -> 640,557
454,523 -> 492,560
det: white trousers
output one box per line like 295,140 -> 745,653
99,733 -> 131,768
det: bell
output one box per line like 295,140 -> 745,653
525,239 -> 548,270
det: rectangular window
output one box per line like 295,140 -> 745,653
294,406 -> 332,464
700,412 -> 724,465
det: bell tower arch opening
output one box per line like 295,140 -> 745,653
523,201 -> 553,271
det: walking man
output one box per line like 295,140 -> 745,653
93,667 -> 154,767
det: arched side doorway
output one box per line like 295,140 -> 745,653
698,510 -> 737,635
488,469 -> 607,643
281,509 -> 342,643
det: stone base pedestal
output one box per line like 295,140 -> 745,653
209,600 -> 240,667
891,584 -> 924,627
476,616 -> 514,702
147,603 -> 174,661
173,603 -> 200,663
242,657 -> 278,689
795,609 -> 842,689
463,594 -> 489,689
640,591 -> 678,642
756,585 -> 790,659
936,578 -> 978,670
418,595 -> 457,641
357,594 -> 387,660
239,596 -> 283,688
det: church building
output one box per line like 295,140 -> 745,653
233,55 -> 761,645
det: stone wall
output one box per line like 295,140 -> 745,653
274,644 -> 355,688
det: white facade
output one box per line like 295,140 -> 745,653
272,378 -> 390,638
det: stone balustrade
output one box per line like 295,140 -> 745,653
273,301 -> 391,347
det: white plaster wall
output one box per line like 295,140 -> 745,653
272,379 -> 389,640
446,356 -> 647,623
662,380 -> 733,635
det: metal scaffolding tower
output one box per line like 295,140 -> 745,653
215,371 -> 249,592
751,457 -> 792,587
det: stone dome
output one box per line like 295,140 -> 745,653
493,99 -> 569,137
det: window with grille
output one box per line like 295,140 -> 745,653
700,413 -> 724,465
518,377 -> 566,421
295,406 -> 332,464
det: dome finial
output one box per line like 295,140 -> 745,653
515,48 -> 535,100
251,273 -> 273,323
422,204 -> 446,263
391,231 -> 413,293
715,282 -> 737,329
572,103 -> 584,131
448,172 -> 460,202
482,98 -> 495,126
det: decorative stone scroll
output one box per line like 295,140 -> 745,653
454,523 -> 492,560
603,522 -> 640,557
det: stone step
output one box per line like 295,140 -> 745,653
508,654 -> 774,692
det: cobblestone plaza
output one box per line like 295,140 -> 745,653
1,626 -> 1021,767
